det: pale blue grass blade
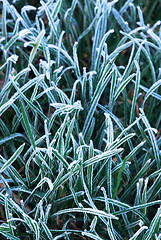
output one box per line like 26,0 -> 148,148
64,117 -> 75,152
1,162 -> 27,187
112,7 -> 131,33
91,10 -> 107,71
146,174 -> 161,201
120,42 -> 135,84
109,133 -> 135,151
113,73 -> 135,101
30,75 -> 45,102
120,0 -> 134,15
0,133 -> 24,145
89,216 -> 97,232
83,148 -> 123,168
77,12 -> 98,42
2,2 -> 7,44
40,1 -> 59,40
120,31 -> 156,84
0,143 -> 25,174
94,29 -> 114,72
87,140 -> 94,195
0,0 -> 16,21
108,66 -> 117,110
81,163 -> 111,226
23,214 -> 40,240
42,170 -> 70,200
140,108 -> 160,169
21,6 -> 36,28
3,28 -> 31,54
133,81 -> 161,101
98,104 -> 140,167
104,113 -> 114,199
130,61 -> 141,124
73,42 -> 81,78
129,226 -> 148,240
143,79 -> 161,106
5,194 -> 14,236
101,187 -> 117,240
82,231 -> 104,240
51,0 -> 62,21
147,29 -> 161,48
70,79 -> 80,105
0,231 -> 20,240
121,159 -> 152,200
82,63 -> 114,136
53,207 -> 118,220
141,178 -> 149,215
85,117 -> 95,144
137,6 -> 145,27
0,118 -> 10,135
48,45 -> 75,66
0,174 -> 12,196
143,207 -> 161,240
10,75 -> 48,120
0,67 -> 30,116
94,197 -> 161,224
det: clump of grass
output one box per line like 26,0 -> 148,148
0,0 -> 161,239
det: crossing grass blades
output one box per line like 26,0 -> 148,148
0,0 -> 161,239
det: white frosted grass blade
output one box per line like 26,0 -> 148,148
143,79 -> 161,105
41,222 -> 53,240
132,80 -> 161,101
120,0 -> 134,15
0,231 -> 20,240
137,6 -> 145,27
82,231 -> 104,240
129,226 -> 148,240
10,74 -> 47,120
83,148 -> 123,168
73,41 -> 81,78
94,29 -> 114,71
40,1 -> 59,40
51,148 -> 69,169
78,12 -> 98,42
21,5 -> 36,13
53,207 -> 119,220
112,7 -> 131,32
82,67 -> 114,136
140,108 -> 160,169
50,101 -> 83,115
108,66 -> 117,109
104,113 -> 114,146
48,44 -> 74,66
23,213 -> 40,240
147,29 -> 161,47
2,2 -> 7,44
130,60 -> 141,124
0,143 -> 25,173
51,0 -> 62,20
121,159 -> 151,200
143,207 -> 161,240
5,194 -> 14,236
113,73 -> 135,101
